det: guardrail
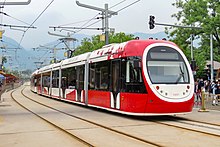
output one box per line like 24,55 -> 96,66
0,82 -> 22,102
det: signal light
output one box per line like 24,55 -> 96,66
149,15 -> 155,29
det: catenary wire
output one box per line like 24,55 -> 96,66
0,11 -> 32,26
58,18 -> 100,27
73,13 -> 101,33
109,0 -> 126,9
18,0 -> 55,48
54,0 -> 139,35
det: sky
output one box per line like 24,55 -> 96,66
0,0 -> 179,49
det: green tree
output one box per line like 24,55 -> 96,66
166,0 -> 220,78
73,32 -> 134,56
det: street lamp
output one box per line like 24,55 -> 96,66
210,10 -> 216,82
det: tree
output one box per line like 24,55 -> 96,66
73,32 -> 134,56
166,0 -> 220,78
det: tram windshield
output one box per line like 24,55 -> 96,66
147,46 -> 190,84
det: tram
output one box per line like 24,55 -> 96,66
30,39 -> 194,115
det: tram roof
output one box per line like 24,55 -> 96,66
38,64 -> 54,73
88,39 -> 175,61
61,52 -> 91,67
31,70 -> 39,76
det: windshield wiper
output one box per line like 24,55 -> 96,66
175,65 -> 185,83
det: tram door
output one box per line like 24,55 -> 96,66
76,66 -> 84,102
111,60 -> 121,109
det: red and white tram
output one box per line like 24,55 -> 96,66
30,39 -> 194,115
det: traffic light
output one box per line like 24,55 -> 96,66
149,15 -> 155,29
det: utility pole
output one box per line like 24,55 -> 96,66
76,1 -> 117,45
190,34 -> 194,60
104,4 -> 109,44
210,34 -> 214,82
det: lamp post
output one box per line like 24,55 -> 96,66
210,10 -> 216,82
210,34 -> 214,82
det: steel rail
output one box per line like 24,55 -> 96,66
22,87 -> 163,147
10,89 -> 94,147
153,118 -> 220,138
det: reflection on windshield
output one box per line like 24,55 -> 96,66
175,65 -> 185,83
147,61 -> 189,84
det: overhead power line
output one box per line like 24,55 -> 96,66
58,17 -> 99,27
18,0 -> 55,48
109,0 -> 126,9
74,0 -> 140,44
116,0 -> 140,13
0,11 -> 33,26
25,0 -> 54,33
51,0 -> 130,37
75,13 -> 100,33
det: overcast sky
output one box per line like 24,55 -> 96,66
0,0 -> 178,49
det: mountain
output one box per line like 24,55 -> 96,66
0,36 -> 34,71
1,32 -> 167,71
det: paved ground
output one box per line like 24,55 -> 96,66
0,86 -> 220,147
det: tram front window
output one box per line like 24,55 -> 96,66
147,46 -> 190,84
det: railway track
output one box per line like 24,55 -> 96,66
16,85 -> 220,146
10,89 -> 94,147
152,116 -> 220,137
11,86 -> 163,147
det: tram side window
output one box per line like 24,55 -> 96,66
89,61 -> 109,91
42,72 -> 50,87
122,57 -> 147,93
62,67 -> 76,89
34,78 -> 37,86
97,61 -> 109,90
31,77 -> 37,86
52,70 -> 59,88
35,76 -> 41,86
89,64 -> 95,89
76,65 -> 84,90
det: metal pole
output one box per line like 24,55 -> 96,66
102,12 -> 104,33
191,34 -> 194,60
76,1 -> 117,15
105,4 -> 109,45
0,0 -> 31,5
154,22 -> 202,29
76,1 -> 117,45
210,34 -> 214,82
